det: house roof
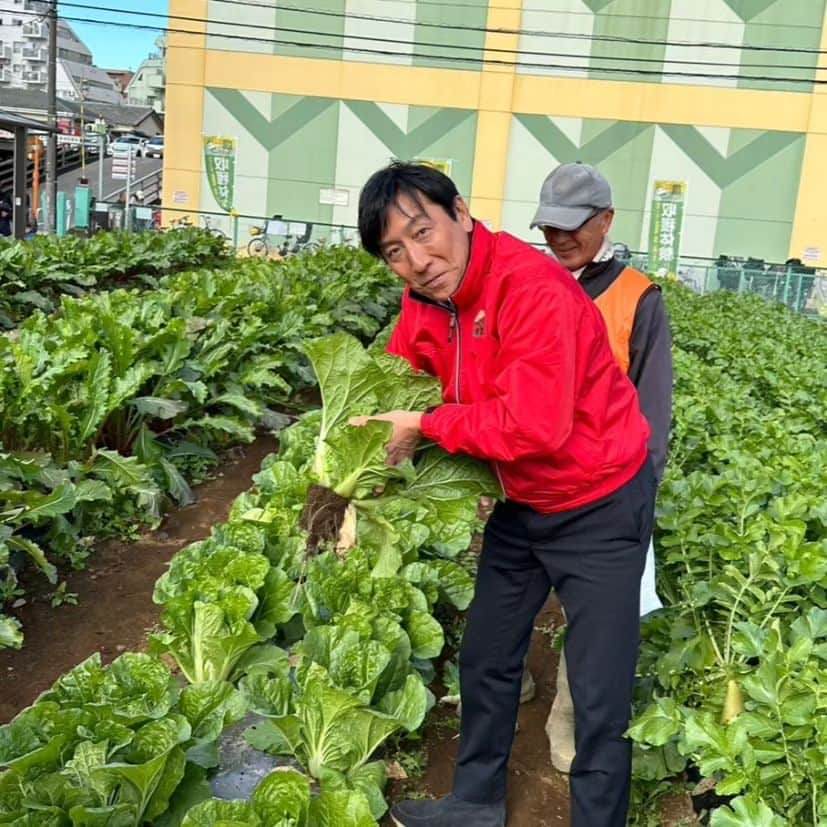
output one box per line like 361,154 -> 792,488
0,108 -> 58,132
0,90 -> 161,129
0,88 -> 81,117
88,103 -> 159,127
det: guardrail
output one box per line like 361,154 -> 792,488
104,166 -> 163,204
0,145 -> 83,193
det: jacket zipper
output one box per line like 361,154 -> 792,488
449,302 -> 462,403
411,292 -> 503,494
450,304 -> 504,496
413,292 -> 463,404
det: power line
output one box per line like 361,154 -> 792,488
51,14 -> 826,85
57,1 -> 824,74
28,8 -> 825,86
184,0 -> 827,57
53,0 -> 827,57
342,0 -> 827,31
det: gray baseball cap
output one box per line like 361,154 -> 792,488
530,162 -> 612,230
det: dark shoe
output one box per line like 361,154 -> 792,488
390,794 -> 506,827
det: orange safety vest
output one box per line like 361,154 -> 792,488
593,267 -> 655,375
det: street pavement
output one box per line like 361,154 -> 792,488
57,155 -> 162,201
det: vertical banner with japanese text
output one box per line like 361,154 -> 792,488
203,136 -> 237,212
648,180 -> 687,279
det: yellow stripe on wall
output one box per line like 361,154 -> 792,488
468,0 -> 523,227
193,49 -> 812,132
203,53 -> 483,109
789,3 -> 827,266
512,76 -> 811,133
163,0 -> 208,220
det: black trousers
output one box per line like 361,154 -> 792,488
452,459 -> 656,827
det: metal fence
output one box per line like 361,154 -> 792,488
135,206 -> 827,320
622,253 -> 826,319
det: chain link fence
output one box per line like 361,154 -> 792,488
154,208 -> 827,320
623,252 -> 826,320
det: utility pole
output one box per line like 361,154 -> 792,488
79,79 -> 87,179
96,118 -> 106,201
124,153 -> 133,232
46,0 -> 58,234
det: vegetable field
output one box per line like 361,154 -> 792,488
629,287 -> 827,826
0,230 -> 230,329
1,238 -> 400,650
1,233 -> 825,826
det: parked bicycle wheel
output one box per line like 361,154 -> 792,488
201,217 -> 228,239
247,236 -> 269,257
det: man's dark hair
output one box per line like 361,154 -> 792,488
358,161 -> 460,258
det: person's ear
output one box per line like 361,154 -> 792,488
454,196 -> 474,232
601,208 -> 615,236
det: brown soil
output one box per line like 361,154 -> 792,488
659,792 -> 699,825
384,597 -> 571,827
0,436 -> 278,724
300,483 -> 350,554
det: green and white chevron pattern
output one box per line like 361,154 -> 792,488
205,0 -> 488,69
518,0 -> 826,92
504,114 -> 806,259
201,89 -> 478,230
205,0 -> 825,91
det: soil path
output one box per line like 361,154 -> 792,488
384,597 -> 571,826
0,436 -> 278,723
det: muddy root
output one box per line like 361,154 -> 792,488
300,484 -> 350,555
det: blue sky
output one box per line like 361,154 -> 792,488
68,1 -> 169,71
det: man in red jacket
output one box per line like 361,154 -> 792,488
354,162 -> 655,827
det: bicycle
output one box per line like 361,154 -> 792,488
168,215 -> 193,230
247,222 -> 269,257
201,214 -> 228,240
329,224 -> 359,248
278,233 -> 322,257
246,217 -> 318,258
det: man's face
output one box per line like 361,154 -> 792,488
542,208 -> 614,272
379,192 -> 473,302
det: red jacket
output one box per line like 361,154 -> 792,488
388,222 -> 650,513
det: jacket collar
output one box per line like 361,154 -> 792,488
449,221 -> 493,309
579,255 -> 619,283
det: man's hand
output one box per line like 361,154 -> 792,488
349,410 -> 424,466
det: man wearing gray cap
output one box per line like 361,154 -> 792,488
530,161 -> 673,774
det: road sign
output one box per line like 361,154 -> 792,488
112,159 -> 135,172
112,155 -> 135,182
